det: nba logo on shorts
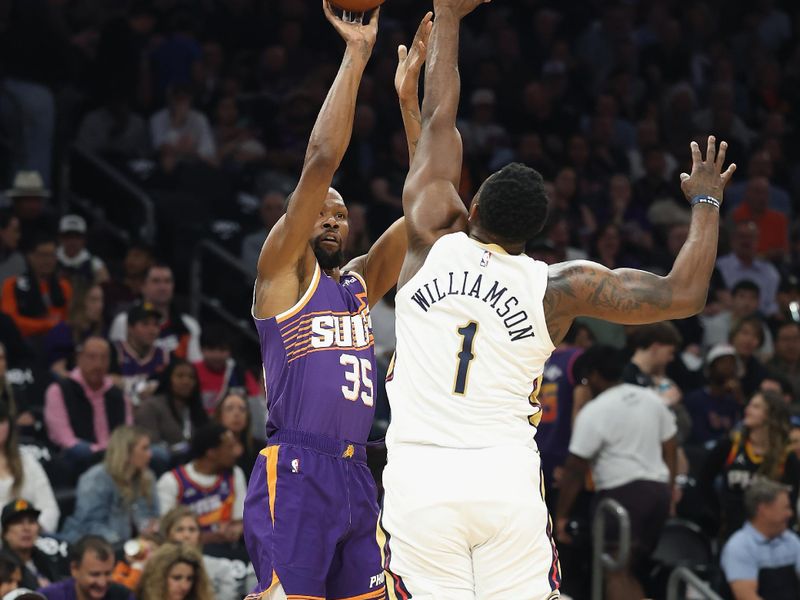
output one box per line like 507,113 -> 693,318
480,250 -> 492,267
291,458 -> 300,473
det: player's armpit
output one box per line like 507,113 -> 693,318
543,260 -> 704,344
345,218 -> 407,307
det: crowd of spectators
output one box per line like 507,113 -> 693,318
0,0 -> 800,598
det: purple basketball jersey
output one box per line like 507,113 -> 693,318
253,264 -> 376,443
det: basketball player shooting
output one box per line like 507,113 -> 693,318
242,3 -> 431,600
378,0 -> 736,598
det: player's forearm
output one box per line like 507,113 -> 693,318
664,204 -> 720,316
399,95 -> 422,162
304,46 -> 369,171
420,9 -> 460,128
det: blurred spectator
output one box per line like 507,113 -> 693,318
589,222 -> 639,270
0,551 -> 22,597
537,323 -> 590,502
1,236 -> 72,339
75,96 -> 149,161
156,425 -> 244,546
702,390 -> 798,541
102,244 -> 154,323
542,213 -> 587,262
731,176 -> 789,262
148,12 -> 202,100
4,173 -> 54,245
134,360 -> 208,472
0,343 -> 35,429
55,216 -> 109,289
768,321 -> 800,400
110,536 -> 159,593
240,191 -> 285,275
556,345 -> 676,600
109,264 -> 202,362
0,210 -> 25,285
683,345 -> 744,446
458,88 -> 509,165
702,279 -> 774,360
0,402 -> 59,533
623,322 -> 690,440
44,337 -> 133,476
213,393 -> 262,475
647,220 -> 690,275
135,543 -> 212,600
1,500 -> 61,589
729,316 -> 770,398
212,96 -> 265,169
600,173 -> 651,253
724,148 -> 792,215
159,508 -> 236,600
114,304 -> 169,406
192,324 -> 248,415
721,480 -> 800,600
45,284 -> 105,379
717,220 -> 780,317
760,374 -> 795,407
60,426 -> 159,545
342,203 -> 371,261
37,535 -> 133,600
149,85 -> 216,173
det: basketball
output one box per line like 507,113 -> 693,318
334,0 -> 384,13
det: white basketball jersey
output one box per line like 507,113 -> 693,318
386,232 -> 555,451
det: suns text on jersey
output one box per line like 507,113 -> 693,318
410,271 -> 535,341
310,312 -> 372,349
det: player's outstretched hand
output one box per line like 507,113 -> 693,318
395,12 -> 433,102
434,0 -> 492,19
679,135 -> 736,206
323,0 -> 379,56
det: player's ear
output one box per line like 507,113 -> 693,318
467,201 -> 480,223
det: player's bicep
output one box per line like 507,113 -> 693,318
256,168 -> 330,280
403,178 -> 468,250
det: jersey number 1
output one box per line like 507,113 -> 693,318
454,321 -> 478,395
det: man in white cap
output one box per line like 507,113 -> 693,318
683,344 -> 744,445
56,215 -> 109,287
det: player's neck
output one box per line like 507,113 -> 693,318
748,426 -> 768,450
468,229 -> 525,255
192,458 -> 217,476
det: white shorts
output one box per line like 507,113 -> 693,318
378,445 -> 561,600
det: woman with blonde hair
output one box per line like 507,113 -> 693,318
702,389 -> 799,540
137,543 -> 213,600
60,425 -> 159,544
159,507 -> 237,600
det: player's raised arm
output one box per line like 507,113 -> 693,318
398,0 -> 490,288
344,13 -> 432,306
255,1 -> 378,287
396,12 -> 432,162
543,136 -> 736,344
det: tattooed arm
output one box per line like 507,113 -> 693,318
544,137 -> 736,345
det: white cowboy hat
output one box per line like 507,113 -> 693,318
5,171 -> 50,198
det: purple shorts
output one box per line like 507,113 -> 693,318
243,430 -> 386,600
